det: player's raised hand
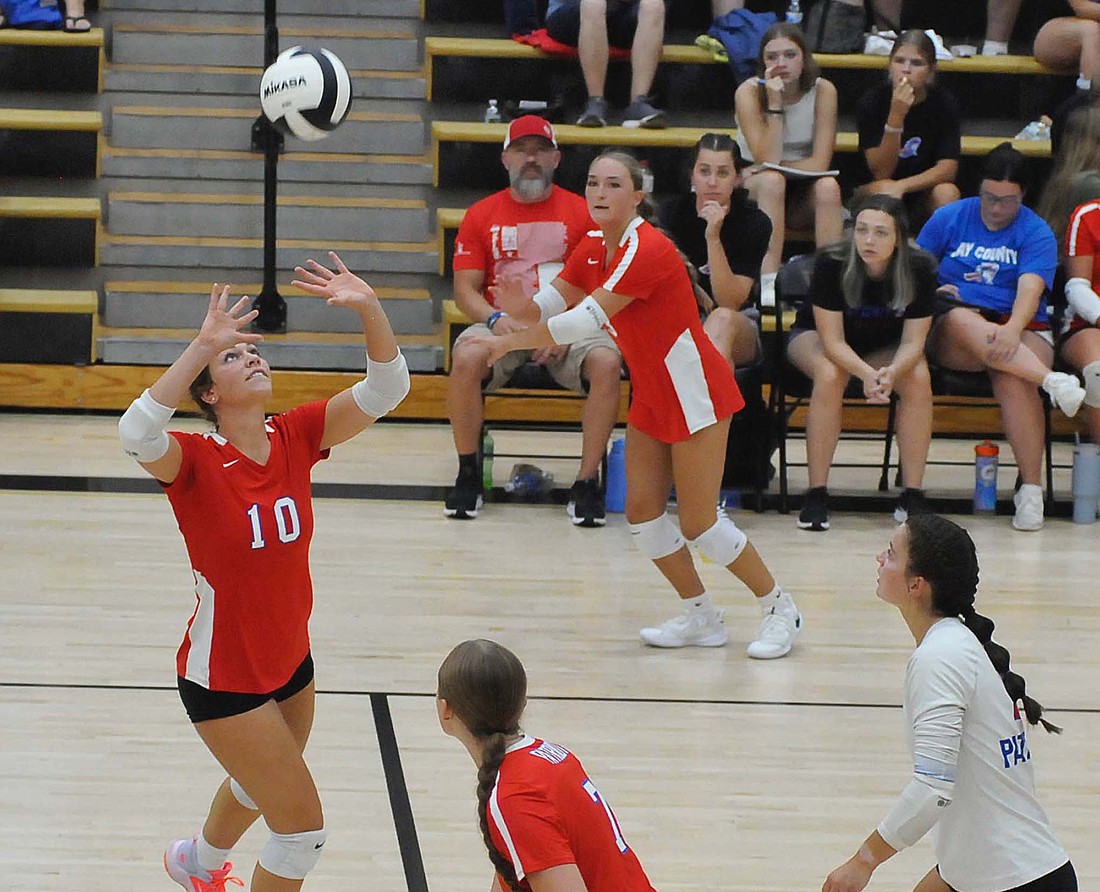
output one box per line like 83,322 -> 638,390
196,283 -> 262,354
293,251 -> 380,311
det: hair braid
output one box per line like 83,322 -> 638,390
906,515 -> 1061,735
476,731 -> 523,892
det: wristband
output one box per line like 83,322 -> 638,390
486,311 -> 507,330
884,123 -> 904,134
766,108 -> 784,115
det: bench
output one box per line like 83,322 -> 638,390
0,288 -> 99,364
0,197 -> 101,268
0,108 -> 103,178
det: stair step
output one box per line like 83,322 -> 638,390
111,105 -> 424,155
110,22 -> 419,71
0,288 -> 99,364
0,28 -> 104,48
0,108 -> 102,131
0,26 -> 103,92
106,190 -> 429,242
101,145 -> 432,186
0,109 -> 102,178
103,279 -> 432,334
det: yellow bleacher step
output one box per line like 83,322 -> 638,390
0,196 -> 100,219
112,22 -> 415,39
105,280 -> 429,301
101,145 -> 430,165
108,191 -> 425,210
113,106 -> 421,124
100,232 -> 434,252
107,61 -> 421,80
0,288 -> 99,364
0,27 -> 104,47
0,288 -> 97,314
0,109 -> 102,132
99,325 -> 441,348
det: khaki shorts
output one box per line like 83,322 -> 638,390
454,324 -> 620,393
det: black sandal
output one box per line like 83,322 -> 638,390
63,14 -> 92,32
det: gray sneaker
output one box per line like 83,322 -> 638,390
576,96 -> 608,127
622,96 -> 666,129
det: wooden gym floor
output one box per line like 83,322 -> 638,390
0,413 -> 1097,891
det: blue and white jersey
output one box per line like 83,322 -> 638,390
916,197 -> 1057,322
902,618 -> 1068,892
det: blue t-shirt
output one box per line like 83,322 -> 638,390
916,197 -> 1057,322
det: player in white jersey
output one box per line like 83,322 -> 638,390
823,514 -> 1075,892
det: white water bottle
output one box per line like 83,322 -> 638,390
484,99 -> 502,124
785,0 -> 803,25
1072,441 -> 1100,524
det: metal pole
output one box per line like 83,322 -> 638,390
251,0 -> 287,332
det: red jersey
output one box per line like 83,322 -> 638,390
487,737 -> 656,892
560,218 -> 743,442
453,185 -> 592,303
163,400 -> 330,693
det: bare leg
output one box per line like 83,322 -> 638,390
893,360 -> 933,488
928,309 -> 1054,385
810,177 -> 844,249
1060,329 -> 1100,442
710,0 -> 743,15
703,307 -> 761,368
871,0 -> 902,30
578,0 -> 611,98
577,347 -> 622,480
1035,18 -> 1100,82
746,170 -> 787,275
913,866 -> 952,892
788,331 -> 848,489
446,341 -> 493,454
986,0 -> 1022,44
630,0 -> 665,99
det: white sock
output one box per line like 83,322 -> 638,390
684,592 -> 717,616
757,586 -> 783,613
760,272 -> 777,308
1078,75 -> 1093,92
195,834 -> 232,874
1083,360 -> 1100,408
981,40 -> 1008,56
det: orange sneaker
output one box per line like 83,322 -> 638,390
164,838 -> 244,891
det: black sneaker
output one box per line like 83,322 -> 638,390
797,486 -> 829,531
894,487 -> 931,523
567,478 -> 606,527
443,471 -> 483,519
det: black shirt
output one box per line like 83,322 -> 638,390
856,83 -> 962,184
659,190 -> 772,304
793,251 -> 938,353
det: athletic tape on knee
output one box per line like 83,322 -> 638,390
259,827 -> 328,880
691,516 -> 748,566
229,777 -> 258,811
629,514 -> 685,560
1083,360 -> 1100,409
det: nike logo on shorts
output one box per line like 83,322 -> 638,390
223,460 -> 239,468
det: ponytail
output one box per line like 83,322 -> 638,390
476,731 -> 524,892
906,515 -> 1061,735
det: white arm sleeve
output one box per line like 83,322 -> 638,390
1064,277 -> 1100,325
877,775 -> 953,851
351,351 -> 410,418
546,295 -> 612,345
532,283 -> 567,321
118,388 -> 175,462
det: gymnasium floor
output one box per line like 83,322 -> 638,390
1,414 -> 1097,891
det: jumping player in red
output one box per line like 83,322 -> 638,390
472,150 -> 803,658
118,254 -> 409,892
437,638 -> 657,892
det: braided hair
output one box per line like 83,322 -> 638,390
437,639 -> 529,891
905,515 -> 1061,734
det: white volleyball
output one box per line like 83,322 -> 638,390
259,46 -> 352,141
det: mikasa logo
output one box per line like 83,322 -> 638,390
263,77 -> 306,98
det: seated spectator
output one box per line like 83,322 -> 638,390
545,0 -> 667,128
917,143 -> 1086,532
1034,0 -> 1100,94
876,0 -> 1020,53
734,22 -> 844,307
854,30 -> 961,228
444,116 -> 623,526
659,132 -> 771,369
787,195 -> 937,531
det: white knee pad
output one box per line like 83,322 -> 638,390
1083,360 -> 1100,409
259,827 -> 328,880
229,777 -> 258,811
629,513 -> 685,560
691,516 -> 748,566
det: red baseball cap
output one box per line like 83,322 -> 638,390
503,115 -> 557,149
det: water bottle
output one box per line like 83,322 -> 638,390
1072,441 -> 1100,524
504,463 -> 554,499
484,99 -> 502,124
605,438 -> 627,513
482,429 -> 495,490
639,160 -> 655,195
785,0 -> 803,25
973,440 -> 999,514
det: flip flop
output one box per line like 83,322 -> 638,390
64,15 -> 92,32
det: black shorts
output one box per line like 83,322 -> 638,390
177,652 -> 315,724
546,0 -> 644,48
931,295 -> 1052,333
939,860 -> 1077,892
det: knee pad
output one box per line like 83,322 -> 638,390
691,516 -> 748,567
229,777 -> 258,811
259,827 -> 328,880
1083,360 -> 1100,409
629,513 -> 685,560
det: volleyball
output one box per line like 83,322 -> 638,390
259,46 -> 352,142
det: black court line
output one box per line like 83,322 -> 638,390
3,681 -> 1099,715
371,692 -> 430,892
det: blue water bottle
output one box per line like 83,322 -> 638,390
973,440 -> 999,514
605,438 -> 627,513
1072,441 -> 1100,524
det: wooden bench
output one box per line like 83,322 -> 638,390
0,108 -> 103,178
0,197 -> 101,268
0,288 -> 99,364
0,27 -> 104,93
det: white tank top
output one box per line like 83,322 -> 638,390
736,78 -> 819,163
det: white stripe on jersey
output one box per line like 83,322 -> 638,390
1066,202 -> 1100,256
602,217 -> 645,292
664,329 -> 718,434
489,781 -> 527,881
184,569 -> 215,688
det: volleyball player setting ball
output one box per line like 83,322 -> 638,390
118,255 -> 409,892
823,515 -> 1075,892
437,639 -> 658,891
470,150 -> 803,658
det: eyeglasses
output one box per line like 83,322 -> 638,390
979,190 -> 1022,209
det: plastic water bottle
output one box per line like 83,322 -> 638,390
639,160 -> 655,195
503,463 -> 554,499
1072,441 -> 1100,524
785,0 -> 803,25
482,429 -> 495,490
484,99 -> 502,124
605,439 -> 627,513
973,440 -> 999,514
